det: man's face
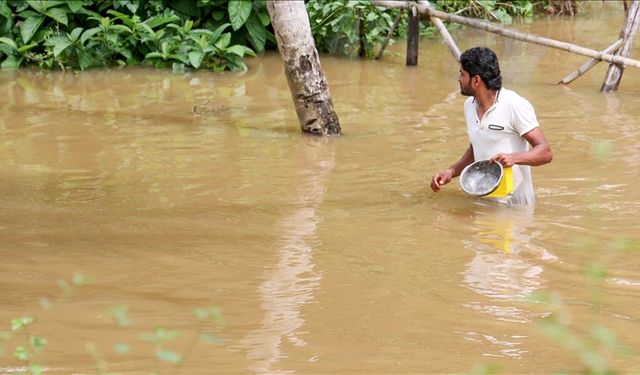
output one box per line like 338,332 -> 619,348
458,68 -> 474,96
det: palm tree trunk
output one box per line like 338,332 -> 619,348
267,1 -> 341,135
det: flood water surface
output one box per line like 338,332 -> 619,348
1,3 -> 640,374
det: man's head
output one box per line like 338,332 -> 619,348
458,47 -> 502,96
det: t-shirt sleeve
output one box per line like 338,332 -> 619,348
510,96 -> 539,136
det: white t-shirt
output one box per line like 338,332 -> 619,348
463,88 -> 539,205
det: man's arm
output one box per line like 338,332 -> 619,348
431,144 -> 475,192
491,127 -> 552,167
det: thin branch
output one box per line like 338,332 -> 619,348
376,10 -> 404,60
558,39 -> 624,85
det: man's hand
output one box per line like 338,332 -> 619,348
490,153 -> 517,168
430,169 -> 454,192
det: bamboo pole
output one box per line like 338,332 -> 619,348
375,10 -> 404,60
558,39 -> 624,85
417,0 -> 461,61
372,0 -> 640,69
601,0 -> 640,92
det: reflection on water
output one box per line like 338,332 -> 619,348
238,138 -> 335,374
461,203 -> 556,358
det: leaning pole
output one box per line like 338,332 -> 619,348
267,1 -> 341,135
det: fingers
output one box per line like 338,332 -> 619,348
430,172 -> 450,192
491,153 -> 512,167
430,176 -> 441,192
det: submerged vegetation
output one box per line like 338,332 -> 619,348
0,0 -> 581,71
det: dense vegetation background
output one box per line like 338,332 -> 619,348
0,0 -> 577,71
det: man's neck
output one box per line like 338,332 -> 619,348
474,89 -> 498,112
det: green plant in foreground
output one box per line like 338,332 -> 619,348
0,274 -> 90,375
527,141 -> 638,375
1,273 -> 224,374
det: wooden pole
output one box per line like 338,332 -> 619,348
601,0 -> 640,92
372,0 -> 640,69
406,4 -> 419,65
358,9 -> 366,58
558,39 -> 624,85
375,10 -> 404,60
417,0 -> 461,61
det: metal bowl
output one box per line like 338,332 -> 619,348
459,160 -> 503,196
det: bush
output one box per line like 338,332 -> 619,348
0,0 -> 275,71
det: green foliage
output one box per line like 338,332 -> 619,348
435,0 -> 535,25
307,0 -> 401,58
0,1 -> 582,71
0,273 -> 224,374
0,0 -> 273,71
522,142 -> 637,375
0,274 -> 88,375
305,0 -> 553,59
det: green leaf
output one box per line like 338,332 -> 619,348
212,10 -> 224,21
226,45 -> 245,57
11,317 -> 35,331
80,27 -> 101,45
228,0 -> 252,31
107,10 -> 134,29
0,1 -> 11,19
244,13 -> 266,53
0,36 -> 17,51
20,15 -> 45,43
0,43 -> 13,55
14,346 -> 30,361
144,14 -> 180,29
30,364 -> 43,375
188,50 -> 203,68
210,23 -> 230,43
109,24 -> 132,34
78,53 -> 92,69
29,1 -> 65,11
29,336 -> 47,353
167,0 -> 200,17
215,32 -> 230,50
53,38 -> 72,57
69,27 -> 83,42
155,348 -> 181,364
107,305 -> 131,327
258,10 -> 271,26
67,1 -> 84,13
137,22 -> 155,36
45,7 -> 68,25
145,51 -> 164,60
1,55 -> 23,69
26,0 -> 47,13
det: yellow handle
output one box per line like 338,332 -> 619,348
487,167 -> 514,197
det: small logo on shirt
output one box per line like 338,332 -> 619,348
488,124 -> 505,131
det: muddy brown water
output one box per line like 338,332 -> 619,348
1,3 -> 640,374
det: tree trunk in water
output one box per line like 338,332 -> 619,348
601,0 -> 640,92
267,1 -> 340,135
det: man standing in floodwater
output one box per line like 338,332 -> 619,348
430,47 -> 553,205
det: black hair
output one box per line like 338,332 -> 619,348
460,47 -> 502,90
